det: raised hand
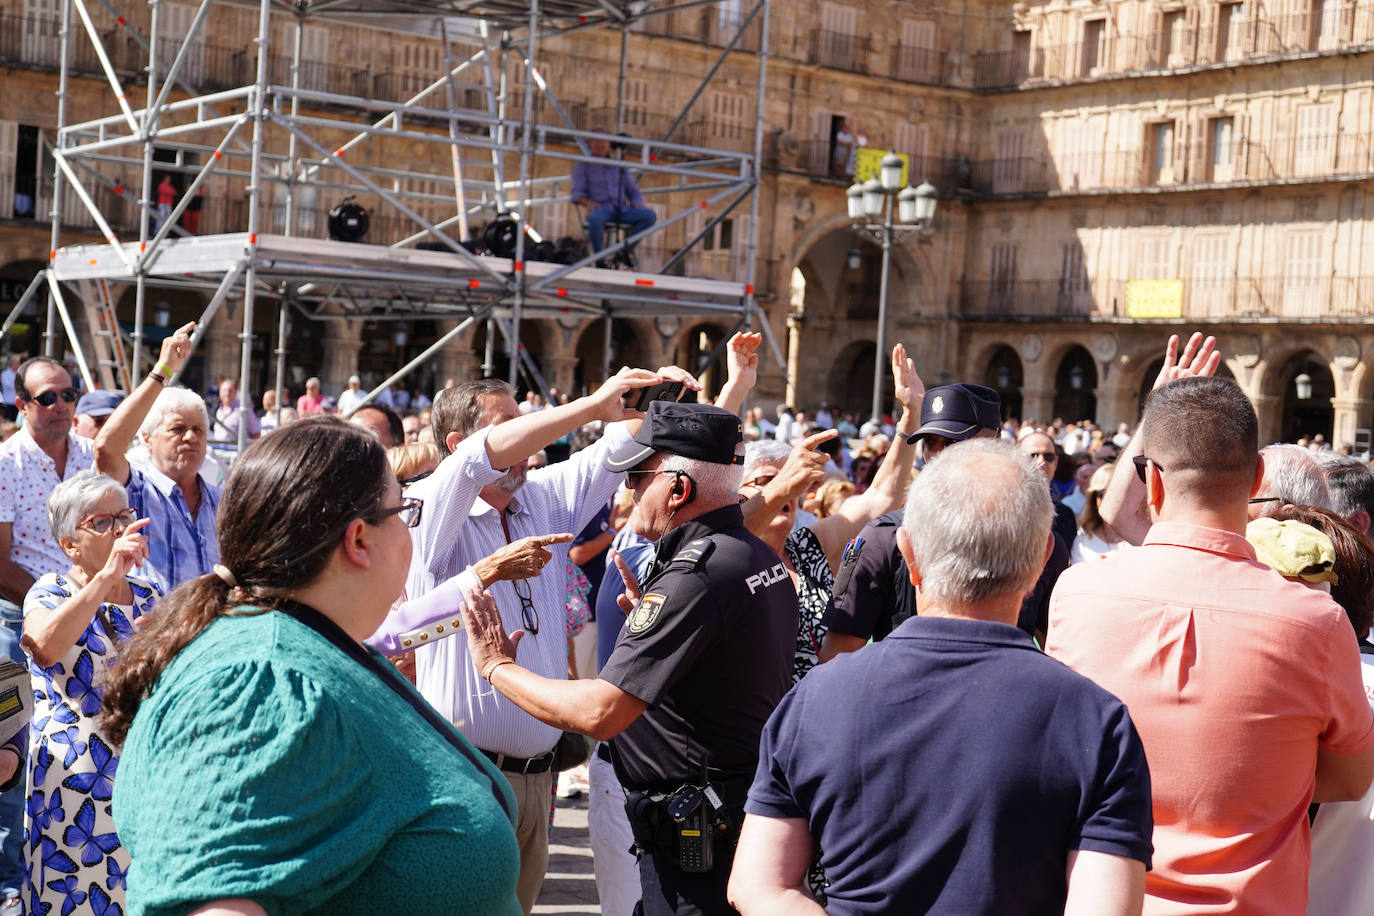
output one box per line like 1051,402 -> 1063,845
725,331 -> 762,391
767,429 -> 838,502
158,322 -> 196,374
101,518 -> 151,582
1152,333 -> 1221,391
590,366 -> 663,421
612,548 -> 642,615
459,583 -> 523,680
891,342 -> 924,415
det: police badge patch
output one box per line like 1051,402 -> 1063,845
628,593 -> 667,634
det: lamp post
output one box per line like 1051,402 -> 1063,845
847,151 -> 937,425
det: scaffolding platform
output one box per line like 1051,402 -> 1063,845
48,232 -> 751,318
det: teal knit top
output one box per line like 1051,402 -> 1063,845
113,608 -> 521,916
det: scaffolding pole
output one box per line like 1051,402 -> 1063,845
509,0 -> 540,387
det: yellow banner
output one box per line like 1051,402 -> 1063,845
852,148 -> 910,186
1125,279 -> 1183,319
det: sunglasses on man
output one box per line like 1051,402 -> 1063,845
21,387 -> 80,407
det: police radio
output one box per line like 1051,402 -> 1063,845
666,784 -> 713,873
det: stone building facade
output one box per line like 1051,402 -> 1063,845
1,0 -> 1371,447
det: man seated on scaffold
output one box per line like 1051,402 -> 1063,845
572,127 -> 657,269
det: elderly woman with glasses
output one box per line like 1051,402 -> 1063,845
22,469 -> 159,916
100,417 -> 521,916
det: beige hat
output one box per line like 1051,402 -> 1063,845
1246,517 -> 1338,585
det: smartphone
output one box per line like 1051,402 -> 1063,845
630,379 -> 684,412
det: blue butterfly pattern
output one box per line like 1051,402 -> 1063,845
22,572 -> 154,916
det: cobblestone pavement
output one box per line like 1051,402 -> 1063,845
535,795 -> 602,915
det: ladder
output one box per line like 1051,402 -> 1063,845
75,278 -> 133,392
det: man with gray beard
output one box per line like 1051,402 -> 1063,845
406,370 -> 689,914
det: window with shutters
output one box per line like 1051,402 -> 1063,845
1190,232 -> 1231,315
622,79 -> 651,133
1081,19 -> 1106,75
894,121 -> 930,180
1207,117 -> 1235,182
988,244 -> 1018,314
1137,234 -> 1172,280
708,92 -> 749,152
1148,121 -> 1176,184
897,19 -> 939,83
1012,30 -> 1037,80
638,203 -> 666,272
1282,230 -> 1324,313
994,130 -> 1025,193
1293,105 -> 1332,177
1216,2 -> 1244,60
1058,242 -> 1091,314
162,3 -> 206,84
21,0 -> 61,67
816,2 -> 860,71
1160,10 -> 1188,67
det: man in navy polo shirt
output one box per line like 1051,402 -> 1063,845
729,438 -> 1153,915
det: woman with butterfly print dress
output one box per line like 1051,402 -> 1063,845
22,470 -> 160,916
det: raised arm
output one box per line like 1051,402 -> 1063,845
809,343 -> 922,570
95,322 -> 195,486
714,331 -> 762,416
482,366 -> 684,470
1099,333 -> 1220,546
740,430 -> 834,539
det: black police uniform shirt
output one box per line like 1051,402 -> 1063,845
746,616 -> 1154,915
821,510 -> 1070,642
599,504 -> 800,793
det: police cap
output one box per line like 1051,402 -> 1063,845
905,383 -> 1002,444
605,401 -> 745,472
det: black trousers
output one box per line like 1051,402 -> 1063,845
635,849 -> 738,916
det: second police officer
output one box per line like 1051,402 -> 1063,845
459,401 -> 799,915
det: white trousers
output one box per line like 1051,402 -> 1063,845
587,751 -> 640,916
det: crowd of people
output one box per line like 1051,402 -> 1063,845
0,325 -> 1368,915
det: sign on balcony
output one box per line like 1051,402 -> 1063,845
853,148 -> 910,186
1125,279 -> 1183,318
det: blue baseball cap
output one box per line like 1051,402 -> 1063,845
75,390 -> 123,418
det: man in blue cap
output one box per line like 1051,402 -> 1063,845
461,400 -> 799,916
819,383 -> 1070,659
73,390 -> 124,440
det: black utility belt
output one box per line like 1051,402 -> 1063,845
480,748 -> 555,775
624,779 -> 748,874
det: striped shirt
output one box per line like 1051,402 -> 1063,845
408,422 -> 632,758
125,465 -> 221,592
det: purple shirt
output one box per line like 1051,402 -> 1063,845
571,158 -> 645,209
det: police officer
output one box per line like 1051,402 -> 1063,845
461,401 -> 799,916
819,383 -> 1069,658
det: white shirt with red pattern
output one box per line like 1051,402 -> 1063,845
0,428 -> 94,580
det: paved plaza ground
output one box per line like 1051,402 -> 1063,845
534,795 -> 602,915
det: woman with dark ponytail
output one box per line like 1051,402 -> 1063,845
101,417 -> 520,916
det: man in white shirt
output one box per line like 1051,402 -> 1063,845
336,374 -> 366,416
407,365 -> 684,913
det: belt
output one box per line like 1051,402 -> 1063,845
480,748 -> 555,775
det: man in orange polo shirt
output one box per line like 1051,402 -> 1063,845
1047,362 -> 1374,914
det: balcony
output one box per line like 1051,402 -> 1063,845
973,4 -> 1374,89
959,276 -> 1374,321
965,130 -> 1374,197
808,29 -> 870,73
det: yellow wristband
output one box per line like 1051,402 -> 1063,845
154,362 -> 173,379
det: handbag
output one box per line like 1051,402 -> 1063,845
551,730 -> 593,772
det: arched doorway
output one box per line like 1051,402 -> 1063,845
0,259 -> 48,358
1280,353 -> 1335,443
830,340 -> 884,418
575,318 -> 649,394
471,320 -> 547,394
1052,346 -> 1097,424
675,323 -> 727,401
983,345 -> 1023,421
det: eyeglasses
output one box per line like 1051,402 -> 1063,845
79,507 -> 138,535
367,496 -> 423,528
625,468 -> 673,489
1248,497 -> 1281,505
22,387 -> 79,407
1132,454 -> 1161,483
512,577 -> 540,634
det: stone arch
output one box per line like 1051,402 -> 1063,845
981,344 -> 1024,421
0,259 -> 48,358
572,317 -> 651,394
1260,349 -> 1336,444
673,321 -> 734,400
1052,345 -> 1098,424
830,338 -> 879,417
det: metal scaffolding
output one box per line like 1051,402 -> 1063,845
8,0 -> 777,452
